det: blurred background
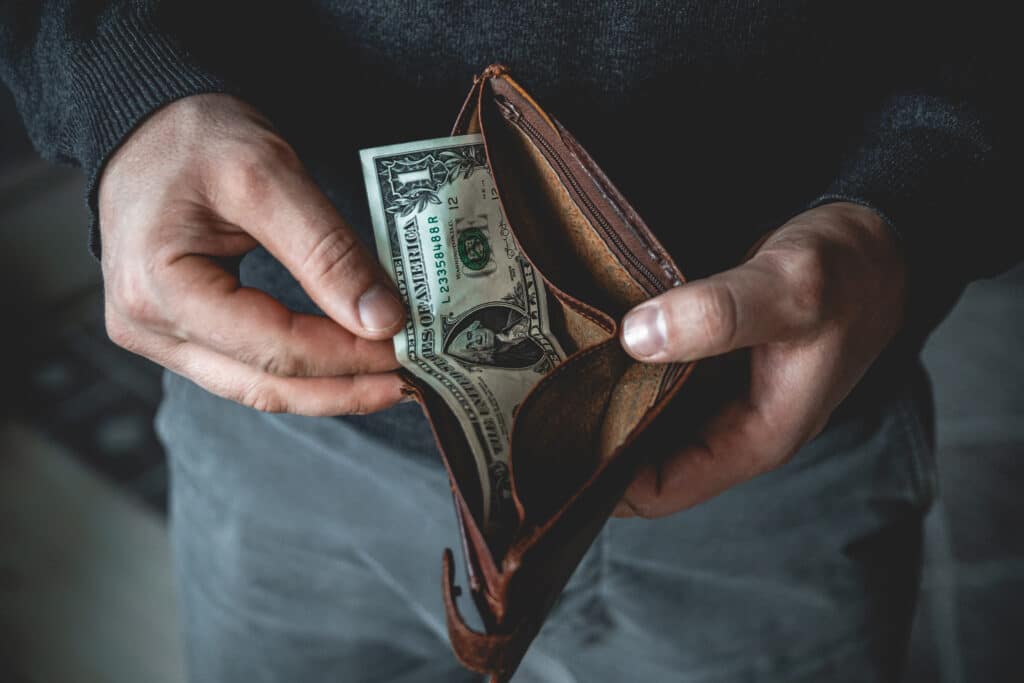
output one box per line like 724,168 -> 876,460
1,82 -> 1021,682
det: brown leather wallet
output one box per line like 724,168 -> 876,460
401,64 -> 695,682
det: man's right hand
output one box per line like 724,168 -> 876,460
98,94 -> 406,416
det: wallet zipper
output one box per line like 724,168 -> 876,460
494,96 -> 665,296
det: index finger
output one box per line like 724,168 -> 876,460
162,255 -> 401,377
214,140 -> 405,340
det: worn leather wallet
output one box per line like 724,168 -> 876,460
402,64 -> 695,682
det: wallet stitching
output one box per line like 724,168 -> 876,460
485,95 -> 617,334
493,95 -> 662,304
558,295 -> 616,333
561,135 -> 681,288
556,124 -> 682,288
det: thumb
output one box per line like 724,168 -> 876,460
216,141 -> 405,340
620,254 -> 819,362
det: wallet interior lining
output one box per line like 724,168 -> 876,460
427,84 -> 674,534
508,342 -> 629,519
543,290 -> 611,354
480,99 -> 673,522
598,361 -> 666,461
485,111 -> 651,317
509,342 -> 670,521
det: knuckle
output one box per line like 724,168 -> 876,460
691,285 -> 738,351
301,229 -> 361,284
778,249 -> 829,324
250,133 -> 299,169
224,150 -> 275,202
104,309 -> 140,352
251,315 -> 315,377
344,395 -> 371,416
239,382 -> 288,413
257,350 -> 307,378
108,272 -> 160,326
222,136 -> 295,202
117,289 -> 155,324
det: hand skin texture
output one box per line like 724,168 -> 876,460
98,94 -> 407,416
615,202 -> 907,518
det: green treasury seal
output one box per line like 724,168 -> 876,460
458,227 -> 491,271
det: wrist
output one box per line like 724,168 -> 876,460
67,13 -> 230,260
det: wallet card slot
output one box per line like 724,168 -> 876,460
542,289 -> 612,354
507,340 -> 630,522
507,342 -> 673,525
410,379 -> 488,530
486,84 -> 676,304
599,361 -> 668,457
494,97 -> 664,298
480,96 -> 650,318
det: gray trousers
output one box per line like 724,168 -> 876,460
156,365 -> 936,683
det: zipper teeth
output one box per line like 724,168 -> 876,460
496,98 -> 666,295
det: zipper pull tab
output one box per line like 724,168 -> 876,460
476,63 -> 511,84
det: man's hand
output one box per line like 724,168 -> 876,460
99,94 -> 406,416
615,202 -> 906,517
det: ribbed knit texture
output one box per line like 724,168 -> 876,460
65,13 -> 226,253
1,3 -> 229,254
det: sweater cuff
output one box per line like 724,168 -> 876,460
805,90 -> 1003,353
61,12 -> 231,257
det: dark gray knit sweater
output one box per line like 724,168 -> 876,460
1,2 -> 1017,423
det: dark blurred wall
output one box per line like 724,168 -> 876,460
0,94 -> 99,310
1,87 -> 102,420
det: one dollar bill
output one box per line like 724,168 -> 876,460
360,134 -> 567,534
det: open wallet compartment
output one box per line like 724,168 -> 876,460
400,64 -> 696,682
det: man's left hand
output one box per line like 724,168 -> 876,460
615,202 -> 906,518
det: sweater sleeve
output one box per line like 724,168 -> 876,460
0,1 -> 231,254
808,8 -> 1018,352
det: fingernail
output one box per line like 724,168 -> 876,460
622,304 -> 667,357
358,284 -> 404,332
